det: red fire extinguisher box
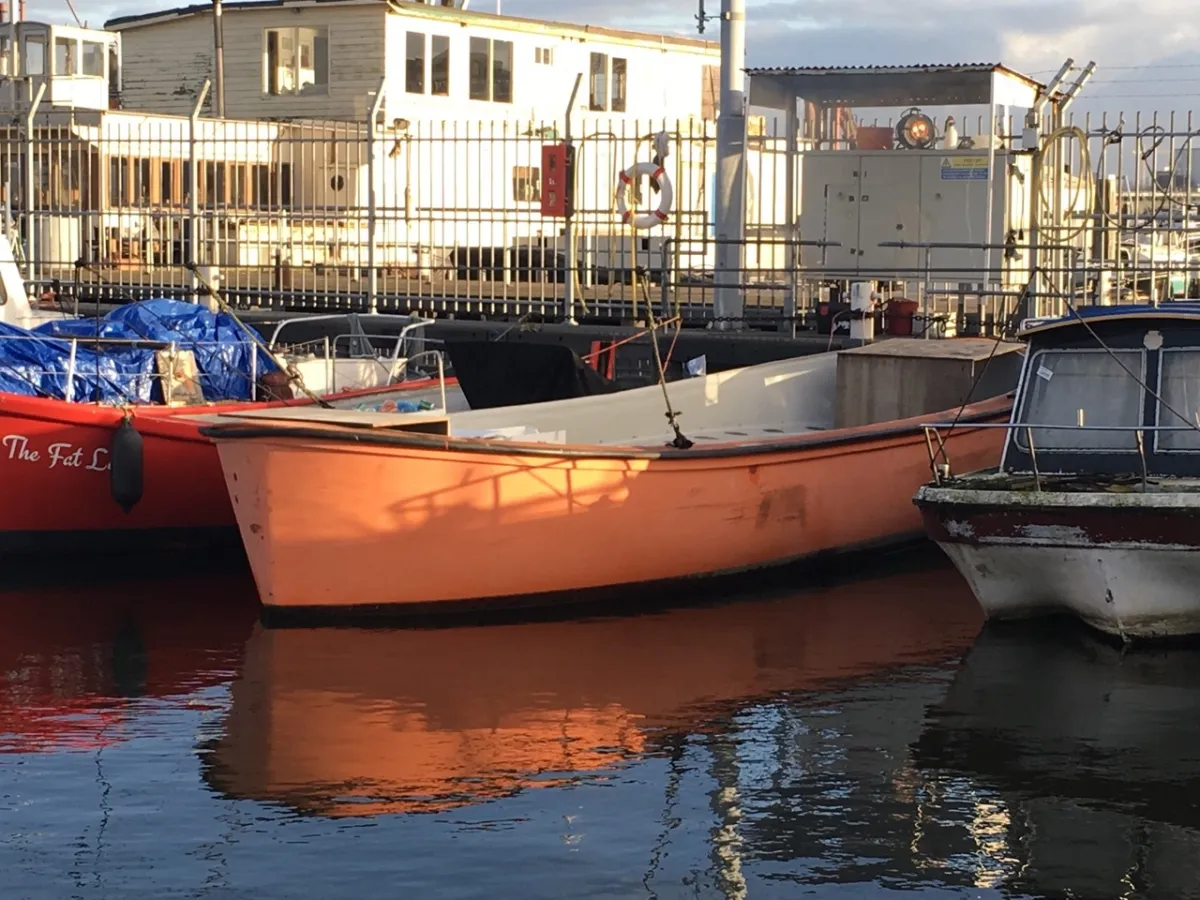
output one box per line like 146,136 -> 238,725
540,143 -> 574,218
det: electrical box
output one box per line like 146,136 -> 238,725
797,149 -> 1035,286
540,143 -> 574,218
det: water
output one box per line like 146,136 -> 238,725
3,560 -> 1200,899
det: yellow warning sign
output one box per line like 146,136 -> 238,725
940,157 -> 989,181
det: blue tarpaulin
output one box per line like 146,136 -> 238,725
0,299 -> 279,404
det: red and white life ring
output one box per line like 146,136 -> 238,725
615,161 -> 674,229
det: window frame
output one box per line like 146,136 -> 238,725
405,30 -> 426,95
589,51 -> 608,111
469,36 -> 513,104
430,34 -> 450,96
262,25 -> 330,97
1014,347 -> 1148,455
1154,346 -> 1200,453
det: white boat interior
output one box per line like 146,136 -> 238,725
295,337 -> 1020,447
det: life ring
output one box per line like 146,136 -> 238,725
615,161 -> 674,229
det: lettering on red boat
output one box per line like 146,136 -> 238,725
2,435 -> 111,472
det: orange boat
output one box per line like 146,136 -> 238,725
202,347 -> 1016,617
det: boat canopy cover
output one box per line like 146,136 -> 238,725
0,299 -> 278,404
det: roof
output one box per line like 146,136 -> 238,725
1017,303 -> 1200,339
105,0 -> 718,52
746,63 -> 1045,108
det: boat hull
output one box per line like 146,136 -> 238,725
916,485 -> 1200,640
213,398 -> 1011,615
0,379 -> 449,555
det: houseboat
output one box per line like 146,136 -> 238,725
0,3 -> 765,298
915,303 -> 1200,642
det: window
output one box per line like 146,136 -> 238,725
0,37 -> 10,77
54,37 -> 76,75
431,34 -> 449,96
160,161 -> 175,204
702,64 -> 719,120
253,164 -> 271,207
22,33 -> 45,76
512,166 -> 540,202
535,47 -> 553,65
1156,349 -> 1200,451
82,41 -> 105,77
406,31 -> 425,94
109,157 -> 128,206
589,52 -> 608,111
130,158 -> 151,204
612,57 -> 627,113
588,53 -> 628,113
264,27 -> 328,96
203,161 -> 227,205
469,37 -> 512,103
1017,349 -> 1145,452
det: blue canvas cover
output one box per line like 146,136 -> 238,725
0,299 -> 278,404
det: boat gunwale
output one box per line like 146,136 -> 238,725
199,394 -> 1013,462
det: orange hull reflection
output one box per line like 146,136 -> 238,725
206,567 -> 983,817
0,574 -> 260,753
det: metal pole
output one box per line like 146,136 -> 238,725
23,80 -> 44,288
564,72 -> 582,325
367,77 -> 387,314
211,0 -> 226,118
189,79 -> 210,298
982,77 -> 996,326
713,0 -> 746,330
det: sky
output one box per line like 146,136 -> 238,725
35,0 -> 1200,114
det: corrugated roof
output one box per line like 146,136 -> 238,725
746,63 -> 1046,108
746,63 -> 1044,88
747,64 -> 1004,75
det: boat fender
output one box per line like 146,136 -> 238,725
110,416 -> 144,514
615,161 -> 674,229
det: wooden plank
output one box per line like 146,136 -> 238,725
217,406 -> 450,431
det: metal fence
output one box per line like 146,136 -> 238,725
5,93 -> 1200,332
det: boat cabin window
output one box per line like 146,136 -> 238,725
22,32 -> 45,76
1156,349 -> 1200,452
54,36 -> 76,76
1017,349 -> 1145,452
81,41 -> 105,77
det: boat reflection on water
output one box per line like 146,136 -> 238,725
0,574 -> 260,753
913,622 -> 1200,899
202,566 -> 983,818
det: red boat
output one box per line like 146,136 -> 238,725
0,377 -> 450,555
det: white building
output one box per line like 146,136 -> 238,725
105,0 -> 721,125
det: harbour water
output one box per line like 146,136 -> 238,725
3,558 -> 1199,899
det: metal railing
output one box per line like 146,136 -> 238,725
6,94 -> 1200,328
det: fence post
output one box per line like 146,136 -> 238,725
189,80 -> 211,299
23,81 -> 46,288
367,78 -> 387,315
